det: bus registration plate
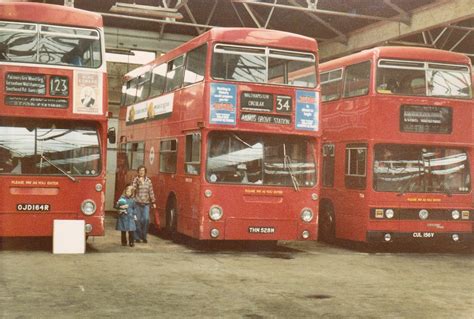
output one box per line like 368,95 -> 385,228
412,232 -> 434,238
249,227 -> 275,234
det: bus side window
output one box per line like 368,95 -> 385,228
321,69 -> 343,102
117,143 -> 129,171
125,142 -> 145,170
150,63 -> 166,98
165,56 -> 185,93
136,71 -> 151,103
123,78 -> 138,106
343,61 -> 370,98
185,133 -> 201,175
184,44 -> 207,86
160,139 -> 177,173
344,144 -> 367,189
322,144 -> 335,187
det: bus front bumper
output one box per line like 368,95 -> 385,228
367,231 -> 473,244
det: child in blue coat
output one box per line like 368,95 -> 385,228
116,185 -> 137,247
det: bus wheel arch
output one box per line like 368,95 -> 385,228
318,199 -> 336,243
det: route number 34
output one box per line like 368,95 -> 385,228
276,95 -> 292,113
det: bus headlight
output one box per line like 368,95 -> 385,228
209,205 -> 223,221
81,200 -> 96,216
385,209 -> 395,219
451,210 -> 460,220
301,208 -> 313,223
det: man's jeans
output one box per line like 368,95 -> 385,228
134,203 -> 150,241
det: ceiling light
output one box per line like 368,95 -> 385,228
110,2 -> 183,20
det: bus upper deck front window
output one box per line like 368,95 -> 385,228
376,59 -> 471,99
0,21 -> 102,68
211,44 -> 316,88
0,119 -> 101,176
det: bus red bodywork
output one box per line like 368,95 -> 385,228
116,28 -> 321,241
0,3 -> 109,237
320,47 -> 473,245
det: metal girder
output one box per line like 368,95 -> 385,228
102,12 -> 216,30
319,0 -> 474,61
240,0 -> 278,29
104,26 -> 192,54
232,0 -> 407,23
383,0 -> 411,24
287,0 -> 347,43
183,0 -> 217,34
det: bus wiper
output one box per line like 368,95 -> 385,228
40,154 -> 77,182
441,184 -> 452,197
231,133 -> 252,148
38,129 -> 72,141
397,160 -> 423,196
283,143 -> 300,192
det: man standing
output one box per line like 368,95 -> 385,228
132,165 -> 156,243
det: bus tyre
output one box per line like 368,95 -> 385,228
319,205 -> 335,244
165,196 -> 178,239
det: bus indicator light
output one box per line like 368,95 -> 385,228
85,224 -> 93,233
210,228 -> 220,238
375,209 -> 384,218
461,211 -> 469,220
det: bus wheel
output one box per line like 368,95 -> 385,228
319,205 -> 335,243
165,196 -> 178,237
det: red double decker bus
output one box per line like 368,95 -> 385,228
116,28 -> 320,241
319,46 -> 473,245
0,3 -> 112,237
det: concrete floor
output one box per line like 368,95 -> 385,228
1,214 -> 473,319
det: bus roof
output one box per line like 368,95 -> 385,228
124,27 -> 318,80
0,2 -> 103,29
321,46 -> 471,71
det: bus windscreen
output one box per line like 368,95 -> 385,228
0,119 -> 101,176
206,132 -> 316,187
373,144 -> 470,194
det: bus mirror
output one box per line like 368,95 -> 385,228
107,127 -> 116,144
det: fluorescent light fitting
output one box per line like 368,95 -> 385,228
110,2 -> 183,19
106,48 -> 135,55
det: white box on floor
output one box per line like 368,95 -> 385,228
53,220 -> 85,254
